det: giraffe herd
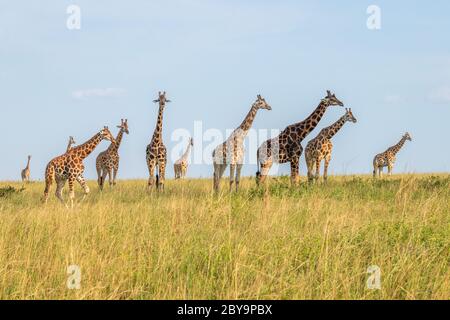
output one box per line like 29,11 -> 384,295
18,90 -> 412,207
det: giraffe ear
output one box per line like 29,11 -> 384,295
327,90 -> 331,97
257,94 -> 261,99
153,99 -> 159,103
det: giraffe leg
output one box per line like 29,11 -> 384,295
229,164 -> 236,192
55,177 -> 66,205
43,165 -> 54,203
235,164 -> 243,192
379,167 -> 383,178
324,154 -> 331,182
174,164 -> 179,179
258,160 -> 273,185
147,159 -> 156,189
213,162 -> 227,192
387,163 -> 393,176
306,155 -> 314,183
112,166 -> 118,186
290,158 -> 300,186
96,159 -> 102,188
68,176 -> 76,209
158,159 -> 167,191
76,175 -> 90,200
108,168 -> 113,187
99,170 -> 108,191
314,159 -> 321,182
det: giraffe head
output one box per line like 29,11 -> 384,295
69,136 -> 76,145
100,126 -> 116,144
344,108 -> 357,123
117,119 -> 129,135
404,132 -> 412,141
28,155 -> 31,160
322,90 -> 344,107
153,91 -> 171,106
253,94 -> 272,110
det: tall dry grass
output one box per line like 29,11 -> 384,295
0,174 -> 448,299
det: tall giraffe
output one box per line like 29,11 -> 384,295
256,91 -> 344,186
174,137 -> 193,179
66,136 -> 76,153
43,127 -> 115,208
213,95 -> 272,192
146,91 -> 170,190
305,108 -> 357,182
373,132 -> 412,177
96,119 -> 129,190
21,155 -> 31,183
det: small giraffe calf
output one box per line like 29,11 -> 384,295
373,132 -> 412,177
174,137 -> 193,179
305,108 -> 357,182
21,155 -> 31,183
96,119 -> 129,190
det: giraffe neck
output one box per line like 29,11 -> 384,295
152,103 -> 165,142
108,129 -> 124,152
181,142 -> 192,160
237,105 -> 258,134
389,136 -> 408,155
323,115 -> 347,140
293,100 -> 328,140
70,133 -> 103,160
26,158 -> 30,169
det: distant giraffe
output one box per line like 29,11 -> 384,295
66,136 -> 76,153
256,90 -> 344,186
21,155 -> 31,183
43,127 -> 115,208
146,91 -> 170,190
305,108 -> 357,182
373,132 -> 412,177
174,137 -> 193,179
96,119 -> 129,190
213,95 -> 271,192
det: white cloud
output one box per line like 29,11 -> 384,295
429,86 -> 450,104
384,94 -> 403,104
72,88 -> 126,99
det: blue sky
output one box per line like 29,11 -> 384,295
1,0 -> 450,180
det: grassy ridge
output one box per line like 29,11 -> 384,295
0,175 -> 449,299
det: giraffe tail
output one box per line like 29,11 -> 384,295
156,174 -> 159,186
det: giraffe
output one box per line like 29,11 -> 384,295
174,137 -> 193,179
146,91 -> 170,190
43,127 -> 115,208
305,108 -> 357,183
212,95 -> 272,192
66,136 -> 76,153
21,155 -> 31,183
256,90 -> 344,186
373,132 -> 412,177
96,119 -> 129,190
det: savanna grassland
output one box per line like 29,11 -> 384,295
0,175 -> 449,300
